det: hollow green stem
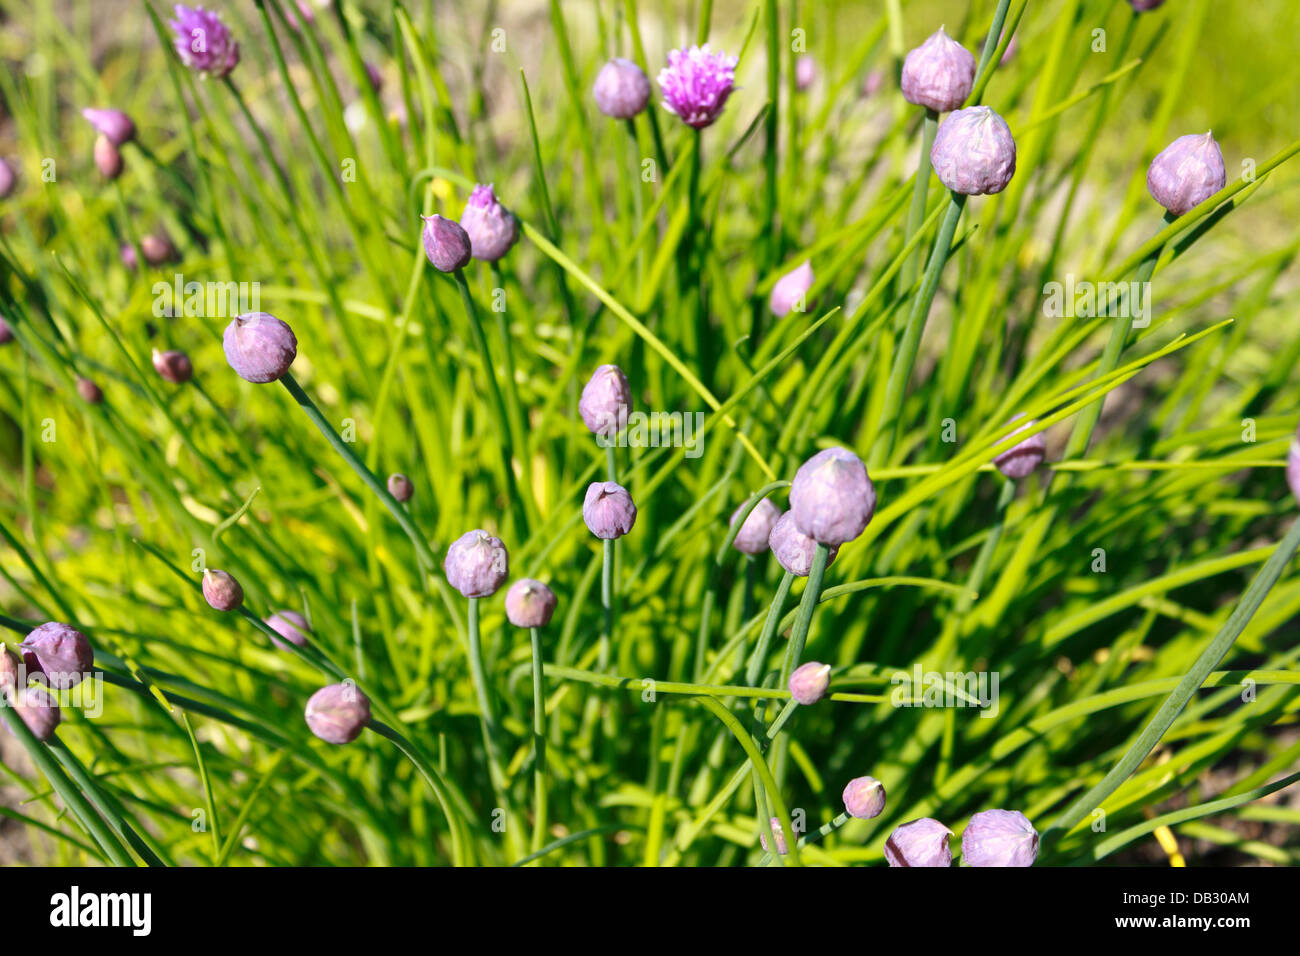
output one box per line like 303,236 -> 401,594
779,544 -> 831,685
529,626 -> 549,854
746,570 -> 794,686
900,109 -> 939,291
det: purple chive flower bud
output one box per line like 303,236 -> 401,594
790,446 -> 876,546
0,647 -> 20,689
842,776 -> 887,819
1130,0 -> 1165,10
223,312 -> 297,383
120,243 -> 138,270
788,661 -> 831,705
305,682 -> 370,744
364,61 -> 384,93
795,55 -> 816,91
769,261 -> 814,317
583,481 -> 637,540
387,473 -> 413,503
202,569 -> 244,611
901,27 -> 976,113
1287,425 -> 1300,506
152,348 -> 193,384
266,609 -> 311,650
141,234 -> 178,265
8,685 -> 61,741
444,530 -> 509,599
759,818 -> 788,855
76,377 -> 103,404
0,158 -> 14,198
993,415 -> 1046,479
962,808 -> 1039,867
505,579 -> 558,629
20,623 -> 93,690
0,318 -> 13,345
768,511 -> 839,577
861,70 -> 885,98
730,498 -> 781,555
459,184 -> 519,263
420,214 -> 472,272
1147,132 -> 1226,217
593,58 -> 652,119
94,136 -> 123,180
658,44 -> 738,129
169,4 -> 240,78
931,105 -> 1017,196
884,817 -> 954,867
579,365 -> 632,438
82,108 -> 136,146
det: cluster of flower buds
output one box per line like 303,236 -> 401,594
884,807 -> 1038,866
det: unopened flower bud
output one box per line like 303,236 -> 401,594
0,318 -> 13,345
788,661 -> 831,705
579,365 -> 632,438
421,214 -> 472,272
364,60 -> 384,93
1130,0 -> 1165,10
594,58 -> 652,119
1147,131 -> 1225,217
1,647 -> 21,689
730,498 -> 781,555
82,108 -> 136,146
769,261 -> 814,316
993,415 -> 1046,479
768,511 -> 839,577
759,817 -> 788,855
658,44 -> 737,129
20,623 -> 93,689
583,481 -> 637,540
445,530 -> 509,598
884,817 -> 953,867
141,233 -> 178,265
94,135 -> 123,180
790,446 -> 876,546
505,579 -> 558,628
387,473 -> 414,503
9,684 -> 60,741
223,312 -> 297,383
931,105 -> 1017,195
305,682 -> 370,744
460,184 -> 519,262
152,348 -> 193,384
861,70 -> 885,98
1287,424 -> 1300,506
0,158 -> 14,198
901,27 -> 975,113
795,55 -> 816,91
962,808 -> 1039,867
842,775 -> 887,819
266,609 -> 311,650
76,377 -> 103,404
202,569 -> 244,611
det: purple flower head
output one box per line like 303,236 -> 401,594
81,108 -> 136,146
0,318 -> 13,345
505,579 -> 558,629
1130,0 -> 1166,10
1288,425 -> 1300,506
931,105 -> 1017,196
962,809 -> 1039,867
579,364 -> 632,438
993,414 -> 1046,479
9,684 -> 61,741
658,44 -> 738,129
842,776 -> 887,820
266,610 -> 311,650
21,623 -> 94,690
759,818 -> 788,855
421,214 -> 472,272
460,184 -> 519,262
789,446 -> 876,546
795,55 -> 816,91
444,530 -> 509,598
729,497 -> 781,555
901,27 -> 976,113
0,158 -> 15,198
768,511 -> 839,577
202,569 -> 244,611
387,473 -> 414,503
884,817 -> 953,867
769,260 -> 814,317
583,481 -> 637,540
94,136 -> 123,180
223,312 -> 297,383
1147,132 -> 1226,217
76,377 -> 103,404
788,661 -> 831,705
152,349 -> 193,384
169,5 -> 240,78
305,682 -> 370,744
593,58 -> 652,119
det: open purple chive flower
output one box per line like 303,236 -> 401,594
884,817 -> 953,867
305,682 -> 370,744
141,234 -> 178,265
901,27 -> 975,113
82,108 -> 135,146
759,818 -> 788,855
1287,424 -> 1300,506
730,498 -> 781,555
8,684 -> 61,741
769,261 -> 814,317
593,58 -> 652,119
931,105 -> 1017,196
579,364 -> 632,438
790,447 -> 876,546
993,415 -> 1046,479
0,158 -> 14,198
0,318 -> 14,345
962,809 -> 1039,867
795,55 -> 816,91
583,482 -> 637,539
445,530 -> 509,599
421,214 -> 472,272
152,349 -> 193,384
768,511 -> 839,577
76,377 -> 103,404
169,4 -> 240,78
1130,0 -> 1165,10
505,579 -> 558,629
20,623 -> 93,690
788,661 -> 831,705
202,569 -> 244,611
1147,132 -> 1226,217
658,44 -> 738,129
387,473 -> 414,503
842,776 -> 886,819
266,610 -> 311,650
94,136 -> 123,179
223,312 -> 296,383
459,184 -> 519,262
